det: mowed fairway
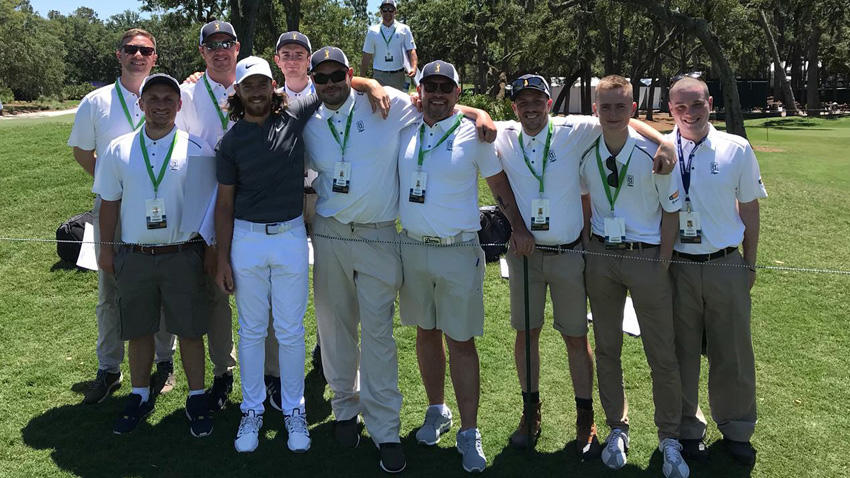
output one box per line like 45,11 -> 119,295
0,114 -> 848,477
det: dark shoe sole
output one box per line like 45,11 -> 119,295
113,404 -> 153,435
83,376 -> 122,405
379,460 -> 407,474
185,409 -> 213,438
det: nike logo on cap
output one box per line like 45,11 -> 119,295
245,63 -> 255,69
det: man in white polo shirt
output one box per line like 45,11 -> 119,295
398,60 -> 533,473
580,75 -> 687,478
668,76 -> 766,467
175,19 -> 240,413
361,0 -> 417,91
68,28 -> 176,405
94,74 -> 215,437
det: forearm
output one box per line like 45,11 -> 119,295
455,104 -> 485,121
629,118 -> 664,144
99,199 -> 120,244
739,200 -> 760,266
408,49 -> 418,71
73,148 -> 96,177
214,191 -> 234,264
360,54 -> 373,76
660,210 -> 678,259
581,194 -> 591,243
351,76 -> 380,93
486,173 -> 523,230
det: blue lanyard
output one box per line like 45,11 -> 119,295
676,129 -> 706,197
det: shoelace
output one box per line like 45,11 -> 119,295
238,414 -> 262,436
286,412 -> 308,435
662,439 -> 682,462
607,430 -> 625,451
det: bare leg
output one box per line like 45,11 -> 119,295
129,335 -> 155,388
563,333 -> 594,400
445,336 -> 480,431
179,336 -> 206,391
416,326 -> 446,405
514,328 -> 542,392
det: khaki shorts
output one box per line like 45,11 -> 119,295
506,245 -> 588,336
114,244 -> 210,340
399,236 -> 486,342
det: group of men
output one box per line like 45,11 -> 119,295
67,2 -> 765,475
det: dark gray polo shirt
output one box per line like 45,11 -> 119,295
216,95 -> 320,223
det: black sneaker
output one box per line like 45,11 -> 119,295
334,415 -> 362,448
723,438 -> 756,466
265,375 -> 282,412
113,393 -> 154,434
152,361 -> 176,395
679,438 -> 709,463
379,442 -> 406,473
186,394 -> 214,437
207,373 -> 233,411
83,369 -> 122,405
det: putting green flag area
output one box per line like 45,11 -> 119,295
0,114 -> 848,477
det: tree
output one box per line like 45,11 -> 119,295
0,0 -> 65,100
756,8 -> 801,114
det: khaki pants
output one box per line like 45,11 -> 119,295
585,239 -> 681,441
373,69 -> 408,92
671,250 -> 757,442
312,215 -> 403,444
206,277 -> 236,377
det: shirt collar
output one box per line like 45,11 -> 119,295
597,129 -> 636,165
674,124 -> 717,152
142,125 -> 177,146
423,112 -> 462,135
318,89 -> 355,121
203,70 -> 235,94
285,78 -> 313,97
521,118 -> 551,145
116,77 -> 139,100
381,21 -> 397,30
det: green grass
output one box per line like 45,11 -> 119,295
0,114 -> 849,477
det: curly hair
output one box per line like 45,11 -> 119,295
226,90 -> 288,122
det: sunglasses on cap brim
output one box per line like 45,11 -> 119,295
510,76 -> 548,99
312,70 -> 348,85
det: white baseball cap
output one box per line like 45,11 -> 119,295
235,56 -> 274,85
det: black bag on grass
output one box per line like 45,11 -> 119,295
478,206 -> 512,262
56,210 -> 94,264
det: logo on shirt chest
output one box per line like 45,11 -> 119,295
710,161 -> 719,174
446,138 -> 454,151
356,120 -> 365,133
627,174 -> 634,187
548,151 -> 557,163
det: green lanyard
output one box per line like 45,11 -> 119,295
518,120 -> 553,195
327,108 -> 354,161
115,79 -> 144,130
416,113 -> 463,168
380,25 -> 396,48
138,130 -> 178,198
202,74 -> 229,130
594,137 -> 633,212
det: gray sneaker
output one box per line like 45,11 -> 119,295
83,369 -> 122,404
456,428 -> 486,473
415,405 -> 452,445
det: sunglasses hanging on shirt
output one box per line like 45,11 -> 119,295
605,156 -> 619,188
122,45 -> 155,56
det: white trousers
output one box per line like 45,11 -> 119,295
93,195 -> 175,373
231,216 -> 308,415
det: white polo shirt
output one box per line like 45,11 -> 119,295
398,115 -> 501,237
277,79 -> 315,98
363,21 -> 416,72
93,126 -> 213,245
67,78 -> 145,180
668,125 -> 767,254
495,115 -> 600,245
580,126 -> 682,244
176,71 -> 235,150
304,87 -> 419,224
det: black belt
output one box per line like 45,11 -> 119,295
674,246 -> 738,262
129,242 -> 200,256
376,68 -> 405,73
592,234 -> 659,250
304,186 -> 316,194
536,237 -> 582,254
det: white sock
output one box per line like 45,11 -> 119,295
132,387 -> 150,403
188,389 -> 205,397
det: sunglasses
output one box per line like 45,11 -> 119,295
204,40 -> 237,51
313,70 -> 347,85
605,156 -> 619,188
122,44 -> 155,56
422,81 -> 456,94
381,8 -> 396,12
671,71 -> 704,84
510,76 -> 547,95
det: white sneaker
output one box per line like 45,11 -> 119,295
660,438 -> 690,478
234,410 -> 263,453
285,409 -> 311,453
601,428 -> 629,469
415,405 -> 453,445
456,428 -> 487,473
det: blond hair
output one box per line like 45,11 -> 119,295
118,28 -> 157,51
596,75 -> 632,97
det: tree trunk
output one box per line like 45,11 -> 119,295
553,68 -> 581,114
757,9 -> 802,115
280,0 -> 301,31
806,25 -> 821,117
646,59 -> 660,120
581,62 -> 592,115
232,0 -> 259,59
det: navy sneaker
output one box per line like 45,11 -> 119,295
113,393 -> 154,434
207,373 -> 233,411
186,394 -> 214,437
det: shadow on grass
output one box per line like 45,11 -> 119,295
761,118 -> 830,130
50,260 -> 92,272
304,366 -> 331,425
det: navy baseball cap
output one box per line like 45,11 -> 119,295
510,74 -> 550,100
381,0 -> 397,8
199,20 -> 237,45
276,31 -> 312,53
140,73 -> 181,96
420,60 -> 460,86
311,46 -> 350,70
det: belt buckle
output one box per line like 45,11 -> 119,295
422,235 -> 442,245
265,223 -> 281,235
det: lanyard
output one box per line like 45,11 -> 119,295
138,130 -> 178,198
202,74 -> 229,130
115,80 -> 144,130
327,108 -> 354,161
380,25 -> 396,48
594,137 -> 633,212
676,129 -> 706,197
416,113 -> 463,168
518,120 -> 553,195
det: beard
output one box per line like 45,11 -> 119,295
242,95 -> 272,118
